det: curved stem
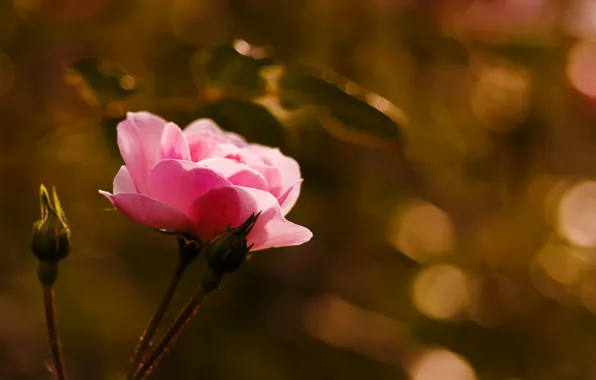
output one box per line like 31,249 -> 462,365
126,261 -> 189,379
43,286 -> 68,380
132,287 -> 210,380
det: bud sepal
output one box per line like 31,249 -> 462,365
31,184 -> 71,264
204,213 -> 260,274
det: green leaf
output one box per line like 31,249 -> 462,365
66,58 -> 139,104
278,63 -> 407,149
191,98 -> 286,148
200,41 -> 275,94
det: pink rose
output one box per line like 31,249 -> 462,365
100,112 -> 312,251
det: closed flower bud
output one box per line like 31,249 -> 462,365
204,213 -> 260,274
31,184 -> 71,264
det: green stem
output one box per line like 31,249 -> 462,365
126,260 -> 189,379
43,285 -> 68,380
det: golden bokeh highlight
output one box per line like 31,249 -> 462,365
564,0 -> 596,40
389,201 -> 455,263
412,264 -> 469,321
302,294 -> 410,365
567,41 -> 596,98
470,60 -> 531,132
408,348 -> 476,380
233,39 -> 269,60
533,244 -> 583,285
557,180 -> 596,247
119,75 -> 136,91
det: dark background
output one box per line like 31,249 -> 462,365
2,0 -> 596,379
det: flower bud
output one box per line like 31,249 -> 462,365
204,213 -> 260,274
31,184 -> 71,264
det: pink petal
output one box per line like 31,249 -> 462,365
186,134 -> 219,162
159,122 -> 191,161
208,144 -> 264,165
148,159 -> 231,214
250,165 -> 283,196
184,118 -> 246,146
277,180 -> 302,216
100,191 -> 191,232
184,119 -> 225,138
248,144 -> 302,189
189,186 -> 312,250
113,166 -> 137,194
200,158 -> 268,191
117,112 -> 168,193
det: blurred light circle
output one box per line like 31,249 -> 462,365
567,41 -> 596,99
557,180 -> 596,247
0,52 -> 15,97
534,244 -> 582,285
564,0 -> 596,39
542,178 -> 572,226
233,39 -> 269,60
470,62 -> 530,132
119,75 -> 136,91
390,201 -> 454,262
408,348 -> 476,380
412,264 -> 469,320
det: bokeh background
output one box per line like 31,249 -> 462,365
3,0 -> 596,379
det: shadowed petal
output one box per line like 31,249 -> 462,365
100,191 -> 191,231
148,159 -> 231,214
184,118 -> 246,146
189,186 -> 312,250
117,112 -> 168,193
200,158 -> 268,191
248,145 -> 301,189
159,122 -> 191,161
276,180 -> 302,216
113,166 -> 137,194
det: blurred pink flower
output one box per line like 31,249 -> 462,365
100,112 -> 312,251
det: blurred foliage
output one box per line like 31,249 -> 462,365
3,0 -> 596,380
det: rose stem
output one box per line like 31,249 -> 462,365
132,285 -> 213,380
43,285 -> 68,380
126,259 -> 190,379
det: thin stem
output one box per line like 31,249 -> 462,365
132,287 -> 210,380
126,261 -> 189,379
43,286 -> 68,380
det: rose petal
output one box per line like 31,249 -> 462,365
250,165 -> 283,197
189,186 -> 312,250
186,134 -> 219,162
113,166 -> 137,194
148,159 -> 231,213
117,112 -> 168,193
200,158 -> 268,191
248,144 -> 302,189
185,118 -> 246,146
159,122 -> 191,161
277,180 -> 302,216
208,144 -> 264,165
100,191 -> 191,231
